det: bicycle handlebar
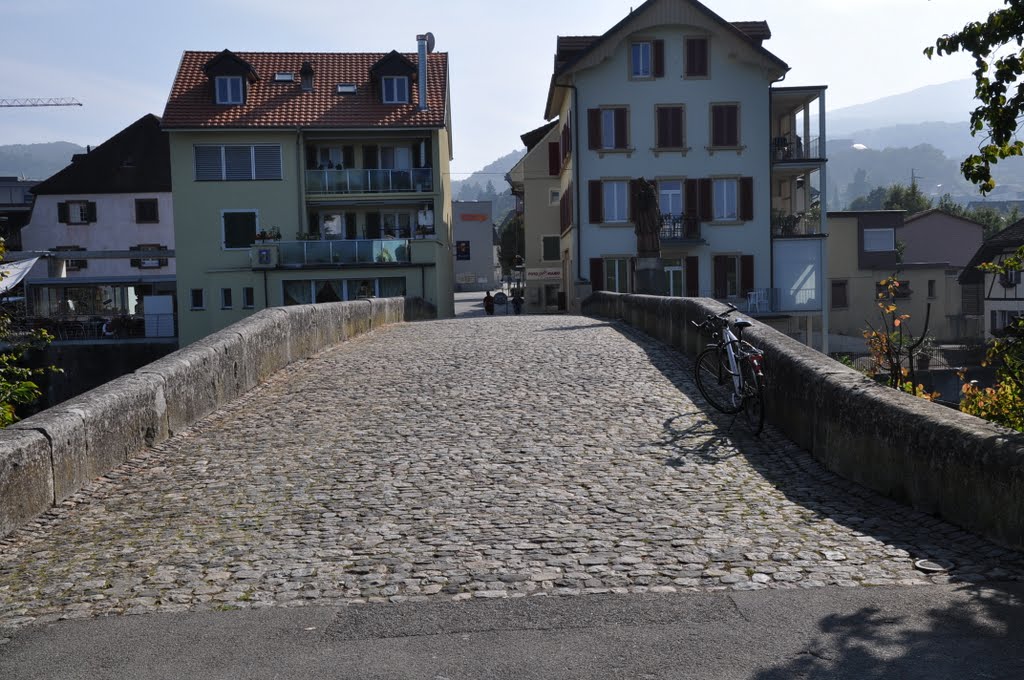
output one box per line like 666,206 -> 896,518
691,303 -> 739,330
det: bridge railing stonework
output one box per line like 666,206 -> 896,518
583,292 -> 1024,550
0,297 -> 432,538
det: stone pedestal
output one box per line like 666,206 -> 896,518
634,256 -> 666,295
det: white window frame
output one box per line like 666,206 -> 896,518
722,254 -> 741,298
603,180 -> 629,223
66,200 -> 90,225
658,180 -> 683,218
222,209 -> 259,250
713,178 -> 738,221
605,257 -> 630,293
215,76 -> 244,105
863,228 -> 895,252
541,235 -> 560,262
242,287 -> 255,309
382,76 -> 409,104
630,41 -> 652,78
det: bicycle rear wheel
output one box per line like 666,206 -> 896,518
695,347 -> 742,414
739,357 -> 765,435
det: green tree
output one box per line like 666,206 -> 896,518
0,242 -> 58,426
848,181 -> 932,213
497,213 -> 524,275
926,1 -> 1024,194
848,186 -> 888,210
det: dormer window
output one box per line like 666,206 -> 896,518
216,76 -> 244,104
382,76 -> 409,104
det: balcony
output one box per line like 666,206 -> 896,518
771,211 -> 821,237
305,168 -> 434,195
277,239 -> 410,267
659,214 -> 701,241
771,135 -> 823,163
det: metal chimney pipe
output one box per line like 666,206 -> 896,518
416,34 -> 428,111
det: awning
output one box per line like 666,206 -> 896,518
0,258 -> 39,294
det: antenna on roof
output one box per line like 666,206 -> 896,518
425,32 -> 435,54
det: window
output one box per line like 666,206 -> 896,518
710,104 -> 739,147
222,210 -> 258,249
928,279 -> 937,298
542,235 -> 560,261
242,287 -> 255,309
713,178 -> 738,221
713,254 -> 753,299
603,181 -> 629,222
221,288 -> 233,309
549,189 -> 560,205
215,76 -> 244,104
587,107 -> 629,150
631,42 -> 652,77
190,289 -> 205,310
876,279 -> 912,299
685,37 -> 709,77
135,199 -> 159,224
194,144 -> 283,181
655,105 -> 685,149
381,212 -> 412,238
863,228 -> 895,252
831,280 -> 849,309
659,180 -> 683,218
53,245 -> 87,271
58,200 -> 96,225
605,258 -> 630,293
382,76 -> 409,103
129,243 -> 169,269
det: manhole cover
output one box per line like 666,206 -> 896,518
914,558 -> 953,573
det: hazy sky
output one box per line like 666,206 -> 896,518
0,0 -> 1008,179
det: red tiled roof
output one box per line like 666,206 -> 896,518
162,51 -> 448,130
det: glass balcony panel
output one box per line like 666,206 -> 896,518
305,169 -> 435,194
278,242 -> 307,266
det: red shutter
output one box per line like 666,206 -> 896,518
739,177 -> 754,220
685,180 -> 698,216
614,108 -> 628,149
86,202 -> 98,223
711,105 -> 725,146
699,178 -> 713,221
587,108 -> 601,149
713,255 -> 728,298
590,258 -> 605,291
741,255 -> 754,296
685,256 -> 699,296
656,107 -> 668,148
725,106 -> 739,146
653,40 -> 665,78
588,180 -> 603,223
687,38 -> 708,77
671,107 -> 684,147
57,202 -> 69,224
548,142 -> 561,176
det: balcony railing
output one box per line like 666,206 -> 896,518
277,238 -> 410,267
771,136 -> 822,162
659,214 -> 701,240
305,168 -> 434,195
771,212 -> 821,236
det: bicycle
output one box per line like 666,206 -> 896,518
691,304 -> 766,435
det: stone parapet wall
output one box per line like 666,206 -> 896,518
583,292 -> 1024,549
0,298 -> 425,538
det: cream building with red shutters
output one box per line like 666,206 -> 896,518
544,0 -> 828,346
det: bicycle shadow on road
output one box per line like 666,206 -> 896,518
658,411 -> 742,467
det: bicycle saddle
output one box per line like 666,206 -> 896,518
733,319 -> 753,329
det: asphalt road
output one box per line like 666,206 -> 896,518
2,584 -> 1022,679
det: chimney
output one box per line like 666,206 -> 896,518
416,34 -> 428,111
300,61 -> 314,92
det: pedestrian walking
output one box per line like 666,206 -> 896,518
483,291 -> 495,315
511,294 -> 523,315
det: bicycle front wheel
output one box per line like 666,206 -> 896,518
739,357 -> 765,435
695,347 -> 743,414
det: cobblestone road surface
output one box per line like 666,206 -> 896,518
2,315 -> 1023,633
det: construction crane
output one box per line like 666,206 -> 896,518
0,98 -> 82,108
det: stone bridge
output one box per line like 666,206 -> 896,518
2,296 -> 1023,635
